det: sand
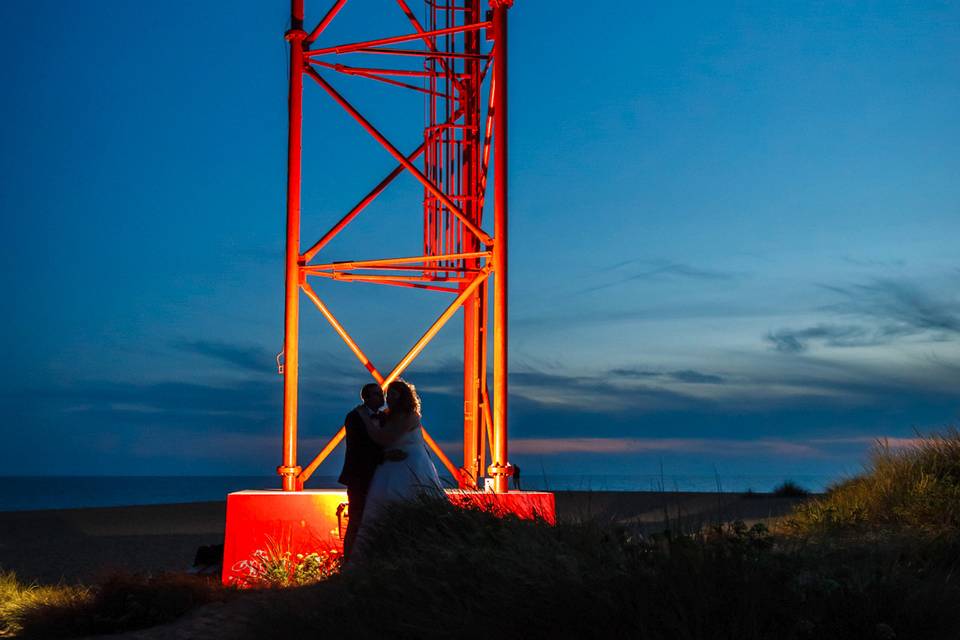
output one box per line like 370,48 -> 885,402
0,492 -> 806,585
0,502 -> 227,584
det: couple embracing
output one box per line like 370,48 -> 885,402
337,379 -> 443,562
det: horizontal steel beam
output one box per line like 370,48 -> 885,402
306,22 -> 490,57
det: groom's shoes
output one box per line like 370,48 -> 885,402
383,449 -> 408,462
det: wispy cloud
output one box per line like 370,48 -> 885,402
609,367 -> 725,384
438,435 -> 930,458
766,323 -> 913,353
174,339 -> 274,373
767,275 -> 960,353
807,436 -> 924,449
581,259 -> 740,294
504,437 -> 820,457
822,277 -> 960,334
841,256 -> 906,269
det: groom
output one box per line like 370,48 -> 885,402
338,383 -> 402,562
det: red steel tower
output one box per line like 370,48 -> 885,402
220,1 -> 557,584
279,0 -> 515,493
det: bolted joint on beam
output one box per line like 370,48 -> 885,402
487,462 -> 514,478
489,0 -> 514,8
277,464 -> 302,491
285,28 -> 308,42
277,464 -> 302,475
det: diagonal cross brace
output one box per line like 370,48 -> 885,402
304,66 -> 493,246
296,270 -> 491,484
301,103 -> 469,264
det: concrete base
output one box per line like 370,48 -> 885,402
222,488 -> 556,586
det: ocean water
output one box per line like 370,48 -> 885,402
0,474 -> 833,512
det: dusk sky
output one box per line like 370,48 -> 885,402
2,1 -> 959,486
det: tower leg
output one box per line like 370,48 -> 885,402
490,2 -> 512,494
463,296 -> 481,489
461,0 -> 484,491
279,1 -> 306,491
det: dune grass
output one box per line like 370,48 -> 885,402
242,496 -> 960,640
0,572 -> 89,637
787,428 -> 960,535
9,429 -> 960,638
2,572 -> 230,638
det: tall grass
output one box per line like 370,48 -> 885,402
788,428 -> 960,535
0,572 -> 88,637
11,429 -> 960,638
3,572 -> 230,638
246,495 -> 960,640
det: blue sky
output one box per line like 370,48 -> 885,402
2,1 -> 958,485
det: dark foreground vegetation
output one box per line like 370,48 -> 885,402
4,430 -> 960,639
0,571 -> 229,638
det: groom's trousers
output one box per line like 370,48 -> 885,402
343,486 -> 368,562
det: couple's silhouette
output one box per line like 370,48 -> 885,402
338,379 -> 443,562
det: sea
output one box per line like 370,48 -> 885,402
0,474 -> 834,512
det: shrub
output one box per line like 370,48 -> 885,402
232,535 -> 341,588
771,480 -> 810,498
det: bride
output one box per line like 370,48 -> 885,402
355,379 -> 444,533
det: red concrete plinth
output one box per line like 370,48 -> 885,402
222,489 -> 346,586
222,489 -> 556,586
446,489 -> 557,524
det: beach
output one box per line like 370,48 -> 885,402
0,491 -> 806,585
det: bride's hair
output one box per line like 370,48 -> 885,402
387,379 -> 421,416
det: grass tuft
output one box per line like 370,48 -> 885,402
0,571 -> 89,638
787,428 -> 960,535
5,571 -> 231,638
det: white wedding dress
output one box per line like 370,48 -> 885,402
359,419 -> 444,528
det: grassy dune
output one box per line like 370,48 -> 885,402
787,428 -> 960,535
4,431 -> 960,639
247,497 -> 960,639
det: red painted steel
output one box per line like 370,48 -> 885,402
274,0 -> 519,495
279,0 -> 307,492
489,2 -> 512,493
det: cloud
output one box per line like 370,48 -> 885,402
507,368 -> 694,411
602,258 -> 736,280
609,367 -> 725,384
807,436 -> 924,449
501,437 -> 821,457
765,324 -> 904,353
841,256 -> 906,268
5,360 -> 960,474
582,259 -> 740,294
767,275 -> 960,353
174,339 -> 275,373
822,277 -> 960,334
669,369 -> 725,384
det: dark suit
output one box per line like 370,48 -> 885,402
338,406 -> 382,561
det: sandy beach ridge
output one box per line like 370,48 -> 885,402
0,491 -> 805,585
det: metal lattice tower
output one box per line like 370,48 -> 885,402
276,0 -> 515,492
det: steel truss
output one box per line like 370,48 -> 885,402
277,0 -> 515,493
